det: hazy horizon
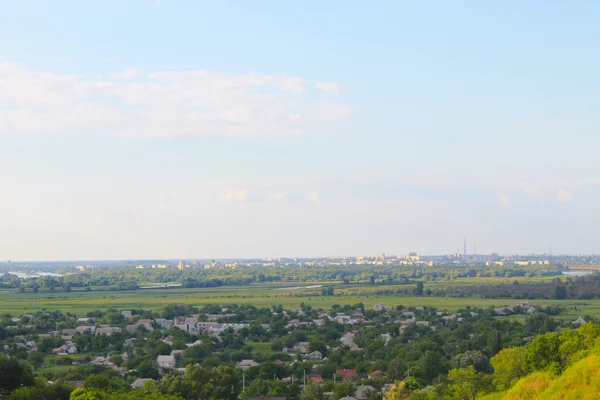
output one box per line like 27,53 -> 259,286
2,1 -> 599,260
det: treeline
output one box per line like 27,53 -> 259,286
0,264 -> 564,293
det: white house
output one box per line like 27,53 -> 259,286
156,355 -> 176,368
304,351 -> 323,360
236,360 -> 259,369
373,304 -> 389,312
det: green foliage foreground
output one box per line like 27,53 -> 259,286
384,322 -> 600,399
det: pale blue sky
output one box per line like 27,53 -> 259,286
1,1 -> 599,260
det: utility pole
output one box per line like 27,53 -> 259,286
303,369 -> 306,386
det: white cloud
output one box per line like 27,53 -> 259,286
220,189 -> 248,202
520,178 -> 541,197
114,68 -> 145,79
315,102 -> 351,121
269,192 -> 286,202
315,82 -> 340,94
305,191 -> 319,202
498,192 -> 510,206
0,62 -> 348,138
557,189 -> 571,203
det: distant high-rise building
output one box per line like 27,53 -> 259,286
178,260 -> 185,270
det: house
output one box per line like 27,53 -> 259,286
121,311 -> 133,319
335,315 -> 352,324
77,317 -> 95,324
96,327 -> 121,336
186,340 -> 202,347
274,359 -> 285,367
340,332 -> 357,347
493,307 -> 510,316
525,306 -> 537,315
310,375 -> 324,384
355,385 -> 377,400
304,351 -> 323,360
61,329 -> 77,335
65,345 -> 78,354
572,317 -> 587,325
220,323 -> 249,333
131,378 -> 153,389
369,370 -> 385,379
337,369 -> 358,382
380,334 -> 391,344
373,303 -> 389,312
237,360 -> 259,369
76,326 -> 96,335
155,318 -> 174,329
285,319 -> 301,329
156,355 -> 176,368
170,350 -> 185,357
339,397 -> 358,400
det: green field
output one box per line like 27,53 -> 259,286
0,282 -> 598,321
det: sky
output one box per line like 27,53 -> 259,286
1,1 -> 600,260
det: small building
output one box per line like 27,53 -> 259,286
95,327 -> 121,336
337,369 -> 358,382
355,385 -> 377,400
368,370 -> 385,379
131,378 -> 153,389
156,355 -> 176,369
121,311 -> 133,319
304,351 -> 323,360
237,359 -> 259,369
373,303 -> 389,312
572,317 -> 587,325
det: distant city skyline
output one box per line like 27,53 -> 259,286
1,1 -> 600,260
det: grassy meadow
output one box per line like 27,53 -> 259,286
0,279 -> 598,321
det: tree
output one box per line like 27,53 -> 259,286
447,366 -> 479,400
27,352 -> 45,369
333,382 -> 354,398
413,282 -> 424,296
0,354 -> 34,393
524,332 -> 561,373
383,381 -> 410,400
70,388 -> 107,400
416,350 -> 446,381
491,347 -> 526,391
300,381 -> 321,400
10,382 -> 73,400
451,351 -> 491,373
555,286 -> 567,300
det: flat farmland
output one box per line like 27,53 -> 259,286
0,281 -> 598,320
